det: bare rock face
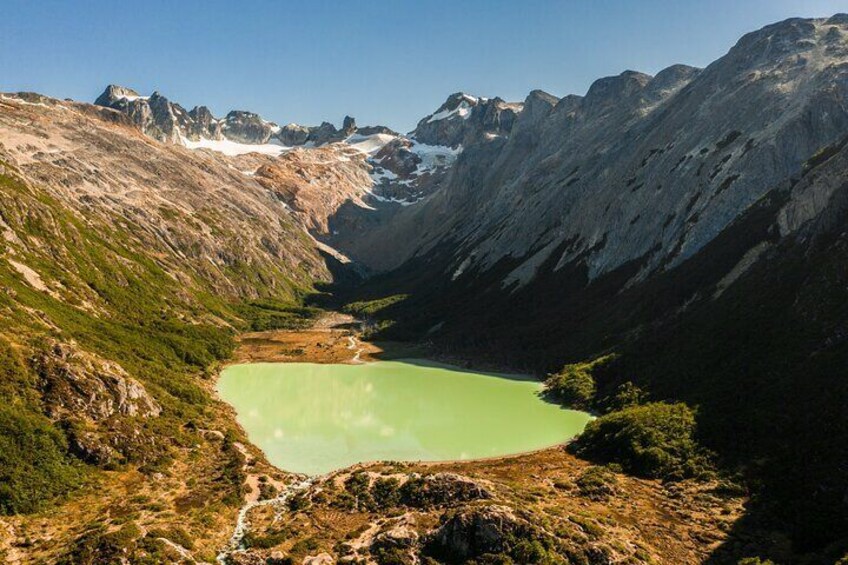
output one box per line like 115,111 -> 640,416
347,15 -> 848,287
342,115 -> 356,136
95,86 -> 193,144
426,505 -> 529,561
227,551 -> 266,565
0,93 -> 328,297
372,138 -> 422,178
30,341 -> 163,466
302,553 -> 334,565
411,92 -> 522,148
368,521 -> 419,565
187,105 -> 223,139
401,473 -> 493,508
253,145 -> 374,232
277,122 -> 311,146
93,84 -> 141,107
308,121 -> 345,146
95,85 -> 282,145
222,110 -> 275,144
34,341 -> 161,421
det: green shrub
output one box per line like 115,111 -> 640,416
344,471 -> 375,511
343,294 -> 408,317
146,526 -> 194,550
60,523 -> 143,564
0,404 -> 82,514
603,381 -> 648,412
544,355 -> 616,409
243,529 -> 290,549
575,466 -> 618,501
511,539 -> 552,563
572,402 -> 712,480
287,491 -> 310,511
372,476 -> 401,508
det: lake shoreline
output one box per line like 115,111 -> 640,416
212,311 -> 575,477
211,311 -> 743,564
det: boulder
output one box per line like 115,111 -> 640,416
400,473 -> 492,508
426,505 -> 529,561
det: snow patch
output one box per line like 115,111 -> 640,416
346,133 -> 398,155
365,191 -> 422,207
184,137 -> 290,157
369,167 -> 398,183
426,97 -> 477,123
117,94 -> 149,102
410,142 -> 463,172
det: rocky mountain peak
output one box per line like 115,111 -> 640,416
222,110 -> 276,144
342,115 -> 357,135
582,70 -> 653,114
718,15 -> 848,78
642,64 -> 701,102
411,92 -> 522,147
94,84 -> 144,106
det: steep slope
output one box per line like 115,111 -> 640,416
343,16 -> 848,277
0,93 -> 330,562
337,15 -> 848,561
94,85 -> 487,246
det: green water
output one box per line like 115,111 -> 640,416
217,360 -> 591,475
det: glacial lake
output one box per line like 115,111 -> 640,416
218,360 -> 592,475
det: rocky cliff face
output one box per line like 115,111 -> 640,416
95,85 -> 399,152
336,16 -> 848,558
340,15 -> 848,285
410,93 -> 522,147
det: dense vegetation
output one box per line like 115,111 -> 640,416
0,164 -> 317,560
572,402 -> 712,480
543,355 -> 614,409
543,354 -> 713,481
0,398 -> 83,514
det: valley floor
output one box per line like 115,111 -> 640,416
0,312 -> 750,564
215,315 -> 748,565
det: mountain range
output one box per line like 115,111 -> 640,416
1,13 -> 848,565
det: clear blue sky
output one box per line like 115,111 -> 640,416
1,0 -> 844,132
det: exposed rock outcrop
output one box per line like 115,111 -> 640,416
341,15 -> 848,281
222,110 -> 276,144
425,505 -> 531,561
411,92 -> 522,147
34,341 -> 160,421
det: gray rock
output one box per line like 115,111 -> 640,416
187,105 -> 223,140
277,123 -> 311,146
426,505 -> 528,560
340,15 -> 848,289
411,92 -> 521,147
35,341 -> 161,421
222,110 -> 276,144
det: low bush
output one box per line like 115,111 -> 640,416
572,402 -> 712,480
575,466 -> 618,501
545,355 -> 616,409
0,404 -> 82,514
602,381 -> 648,412
343,294 -> 408,318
